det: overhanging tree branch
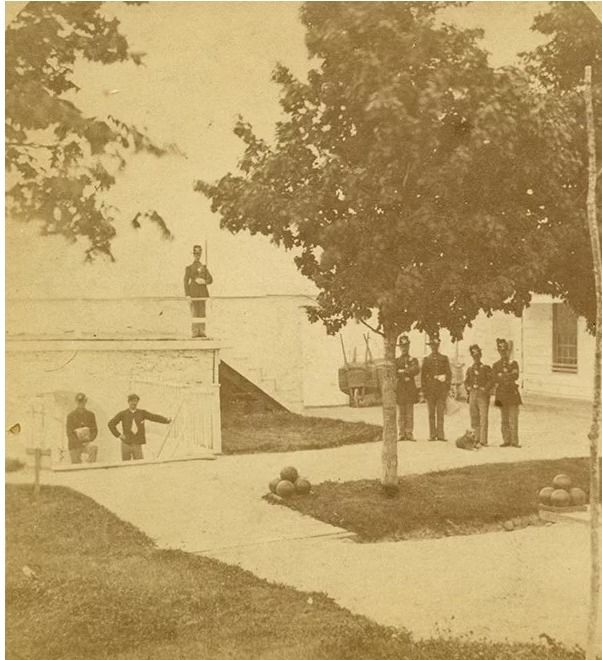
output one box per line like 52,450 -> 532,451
360,318 -> 384,337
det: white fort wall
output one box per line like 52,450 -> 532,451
6,341 -> 220,465
7,296 -> 326,412
6,295 -> 594,418
513,302 -> 594,401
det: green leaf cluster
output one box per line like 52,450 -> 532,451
199,2 -> 598,338
6,2 -> 174,259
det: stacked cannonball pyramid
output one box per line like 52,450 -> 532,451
269,466 -> 311,498
538,473 -> 587,509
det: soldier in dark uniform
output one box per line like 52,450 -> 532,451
421,332 -> 452,441
108,394 -> 171,461
184,244 -> 213,338
464,344 -> 492,447
65,392 -> 98,464
492,338 -> 522,447
395,335 -> 420,442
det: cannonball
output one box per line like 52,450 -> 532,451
552,474 -> 572,491
538,486 -> 555,505
269,477 -> 280,494
295,478 -> 311,495
280,466 -> 299,483
569,487 -> 587,506
550,489 -> 571,507
276,480 -> 296,498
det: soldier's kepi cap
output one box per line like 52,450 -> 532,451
127,393 -> 140,402
427,332 -> 441,345
469,344 -> 482,356
75,392 -> 87,403
496,338 -> 509,351
398,334 -> 410,347
193,244 -> 202,252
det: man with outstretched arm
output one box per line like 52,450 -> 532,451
108,394 -> 171,461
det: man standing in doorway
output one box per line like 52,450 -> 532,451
464,344 -> 492,447
66,392 -> 99,464
492,338 -> 522,447
108,394 -> 171,461
421,333 -> 452,442
395,335 -> 420,441
184,244 -> 213,338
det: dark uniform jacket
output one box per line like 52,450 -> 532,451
66,409 -> 98,450
491,359 -> 522,407
184,261 -> 213,299
464,363 -> 493,397
395,355 -> 420,404
421,353 -> 452,399
108,409 -> 170,446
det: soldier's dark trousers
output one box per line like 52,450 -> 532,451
500,405 -> 519,446
469,391 -> 490,446
397,402 -> 414,440
426,395 -> 446,440
69,444 -> 98,464
121,442 -> 143,461
189,299 -> 206,337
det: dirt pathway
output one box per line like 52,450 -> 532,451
10,401 -> 598,652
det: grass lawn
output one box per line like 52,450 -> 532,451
267,457 -> 598,541
221,410 -> 380,454
6,484 -> 584,660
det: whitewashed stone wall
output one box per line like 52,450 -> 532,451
7,296 -> 594,417
6,345 -> 217,465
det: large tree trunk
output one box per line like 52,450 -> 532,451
381,325 -> 399,494
584,64 -> 601,660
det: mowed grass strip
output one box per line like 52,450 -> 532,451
221,410 -> 380,454
6,484 -> 584,660
268,458 -> 598,541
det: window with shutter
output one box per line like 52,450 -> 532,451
552,303 -> 578,373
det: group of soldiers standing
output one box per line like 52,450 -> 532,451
395,334 -> 522,448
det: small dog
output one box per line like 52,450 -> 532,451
455,429 -> 481,451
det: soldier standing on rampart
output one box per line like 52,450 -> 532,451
184,244 -> 213,338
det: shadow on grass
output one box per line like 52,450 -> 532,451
221,410 -> 381,454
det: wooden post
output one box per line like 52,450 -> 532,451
25,448 -> 51,499
339,334 -> 348,366
584,64 -> 600,660
33,448 -> 41,498
27,401 -> 51,499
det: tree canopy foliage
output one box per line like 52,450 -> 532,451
197,0 -> 588,487
521,1 -> 602,330
198,1 -> 577,341
6,1 -> 173,260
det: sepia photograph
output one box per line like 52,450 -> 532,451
4,1 -> 602,658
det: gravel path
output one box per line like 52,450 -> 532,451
9,399 -> 599,652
